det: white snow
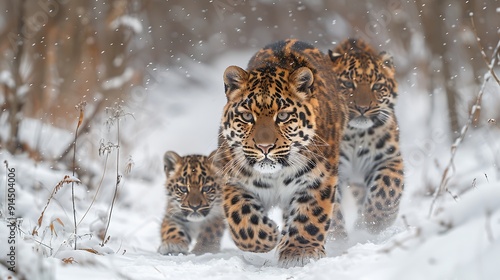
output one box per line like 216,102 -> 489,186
0,70 -> 15,88
101,67 -> 135,90
110,15 -> 143,33
1,49 -> 500,280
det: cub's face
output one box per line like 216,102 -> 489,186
164,151 -> 219,222
329,47 -> 397,130
220,65 -> 317,174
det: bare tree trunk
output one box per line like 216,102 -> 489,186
417,0 -> 460,137
6,0 -> 26,154
442,54 -> 460,135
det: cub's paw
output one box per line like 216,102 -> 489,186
277,240 -> 326,268
158,241 -> 189,256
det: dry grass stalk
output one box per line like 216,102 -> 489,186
49,218 -> 65,237
34,175 -> 81,236
77,141 -> 114,227
100,104 -> 133,247
70,101 -> 86,250
62,257 -> 78,264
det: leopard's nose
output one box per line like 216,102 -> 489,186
256,143 -> 275,154
356,105 -> 370,114
189,202 -> 202,212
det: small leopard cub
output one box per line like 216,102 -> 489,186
158,151 -> 225,255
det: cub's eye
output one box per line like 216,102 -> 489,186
241,112 -> 254,123
277,112 -> 291,122
202,185 -> 213,193
342,81 -> 355,89
177,185 -> 188,193
372,83 -> 383,91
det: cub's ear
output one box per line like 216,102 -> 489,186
223,66 -> 248,100
379,51 -> 394,70
328,49 -> 343,63
163,151 -> 181,176
289,67 -> 314,99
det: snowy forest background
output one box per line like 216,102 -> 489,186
1,1 -> 500,279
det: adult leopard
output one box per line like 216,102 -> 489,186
215,39 -> 347,267
327,39 -> 404,239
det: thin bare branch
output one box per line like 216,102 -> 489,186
428,36 -> 500,218
471,16 -> 500,86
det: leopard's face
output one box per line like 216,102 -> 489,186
329,41 -> 397,130
164,152 -> 219,222
220,65 -> 317,174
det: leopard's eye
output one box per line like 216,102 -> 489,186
342,81 -> 355,89
202,185 -> 213,193
277,112 -> 291,122
177,185 -> 188,193
372,83 -> 383,91
241,112 -> 254,123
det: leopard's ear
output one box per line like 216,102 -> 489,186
379,51 -> 394,70
328,49 -> 343,63
289,67 -> 314,99
207,150 -> 217,162
163,151 -> 181,176
223,66 -> 248,101
207,150 -> 218,171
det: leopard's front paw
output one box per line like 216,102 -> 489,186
158,241 -> 190,255
277,238 -> 326,268
327,224 -> 348,242
191,242 -> 220,255
230,216 -> 279,253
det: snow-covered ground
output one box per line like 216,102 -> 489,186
1,50 -> 500,280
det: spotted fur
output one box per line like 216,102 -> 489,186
215,39 -> 347,267
158,151 -> 225,255
327,39 -> 404,238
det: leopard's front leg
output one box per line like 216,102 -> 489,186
191,215 -> 226,255
278,176 -> 336,268
158,215 -> 191,255
357,154 -> 404,233
223,183 -> 279,252
328,185 -> 348,241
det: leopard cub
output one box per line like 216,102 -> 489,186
158,151 -> 225,255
